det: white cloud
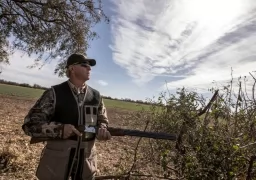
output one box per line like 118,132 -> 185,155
0,50 -> 66,87
109,0 -> 256,90
97,80 -> 108,86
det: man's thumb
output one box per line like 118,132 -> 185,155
72,126 -> 82,136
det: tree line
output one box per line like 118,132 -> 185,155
0,79 -> 153,105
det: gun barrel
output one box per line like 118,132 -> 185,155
122,129 -> 177,140
107,127 -> 177,141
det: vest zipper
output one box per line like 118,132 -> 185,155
73,105 -> 83,179
68,86 -> 88,179
66,86 -> 87,180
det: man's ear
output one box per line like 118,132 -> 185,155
69,66 -> 74,72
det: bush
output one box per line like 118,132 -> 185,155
136,74 -> 256,180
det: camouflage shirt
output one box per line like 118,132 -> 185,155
22,81 -> 109,139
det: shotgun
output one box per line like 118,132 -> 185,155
29,125 -> 177,144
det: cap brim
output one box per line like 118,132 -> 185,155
87,59 -> 96,66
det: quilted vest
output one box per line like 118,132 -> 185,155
51,81 -> 101,139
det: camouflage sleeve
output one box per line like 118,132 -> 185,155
97,96 -> 109,128
21,88 -> 63,139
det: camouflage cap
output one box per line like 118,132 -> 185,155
65,53 -> 96,68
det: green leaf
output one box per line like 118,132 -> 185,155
232,145 -> 239,151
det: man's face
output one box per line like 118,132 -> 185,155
70,62 -> 91,81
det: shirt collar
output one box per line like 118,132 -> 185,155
67,80 -> 87,94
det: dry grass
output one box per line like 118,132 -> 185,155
0,94 -> 149,180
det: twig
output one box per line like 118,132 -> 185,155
202,104 -> 211,130
244,76 -> 250,104
127,120 -> 150,179
128,173 -> 180,180
246,155 -> 256,180
95,175 -> 128,180
197,90 -> 219,116
154,161 -> 179,174
229,67 -> 233,108
234,81 -> 242,134
165,80 -> 171,98
95,173 -> 180,180
249,72 -> 256,104
240,141 -> 256,149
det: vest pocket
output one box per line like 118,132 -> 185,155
36,147 -> 70,180
84,106 -> 98,126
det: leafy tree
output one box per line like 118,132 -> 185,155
0,0 -> 109,76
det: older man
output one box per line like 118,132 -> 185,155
22,53 -> 111,180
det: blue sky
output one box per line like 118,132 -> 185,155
1,0 -> 256,101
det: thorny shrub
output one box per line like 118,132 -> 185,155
131,73 -> 256,180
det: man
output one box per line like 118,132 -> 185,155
22,53 -> 111,180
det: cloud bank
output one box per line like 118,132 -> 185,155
109,0 -> 256,92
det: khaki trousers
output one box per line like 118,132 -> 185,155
36,140 -> 97,180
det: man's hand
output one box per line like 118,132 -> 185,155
96,127 -> 111,141
62,124 -> 82,139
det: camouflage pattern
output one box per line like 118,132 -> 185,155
22,81 -> 109,138
22,88 -> 63,138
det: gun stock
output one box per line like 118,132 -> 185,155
29,126 -> 177,144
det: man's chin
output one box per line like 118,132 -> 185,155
80,77 -> 89,81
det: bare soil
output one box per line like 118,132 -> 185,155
0,95 -> 148,180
